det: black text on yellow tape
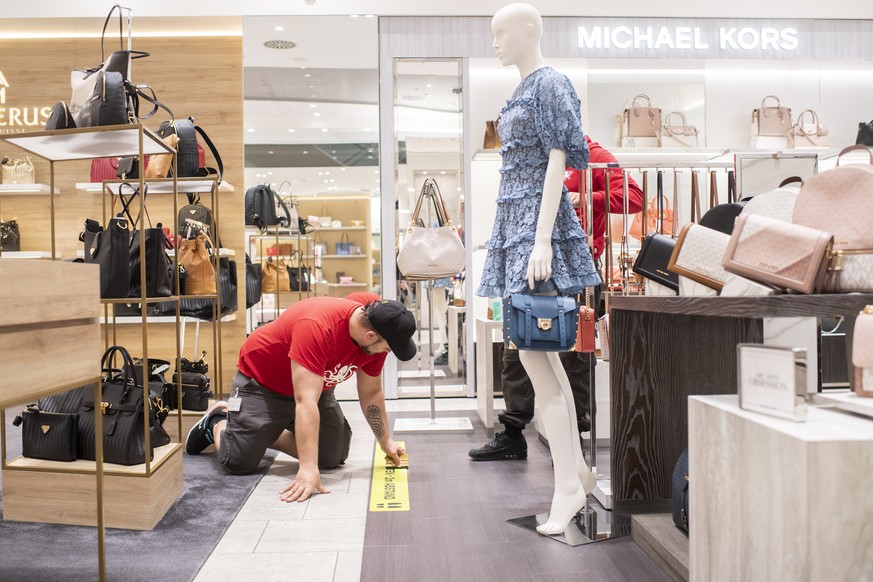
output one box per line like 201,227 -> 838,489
369,441 -> 409,512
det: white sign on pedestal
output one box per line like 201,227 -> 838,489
737,344 -> 807,421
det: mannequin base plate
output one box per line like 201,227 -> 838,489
507,498 -> 629,546
393,417 -> 474,434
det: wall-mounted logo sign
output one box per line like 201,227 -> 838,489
0,70 -> 52,134
579,26 -> 799,53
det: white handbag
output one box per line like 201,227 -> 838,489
787,109 -> 830,148
667,223 -> 732,291
397,178 -> 466,280
656,112 -> 699,148
741,183 -> 800,222
1,156 -> 35,184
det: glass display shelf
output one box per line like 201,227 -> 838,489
0,184 -> 59,195
76,178 -> 235,194
5,124 -> 172,162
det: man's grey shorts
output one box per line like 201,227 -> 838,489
218,371 -> 352,475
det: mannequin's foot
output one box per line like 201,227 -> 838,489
536,484 -> 587,536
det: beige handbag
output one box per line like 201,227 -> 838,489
145,134 -> 180,178
722,213 -> 833,294
397,178 -> 466,280
623,94 -> 662,138
261,258 -> 291,293
656,111 -> 699,148
787,109 -> 829,148
853,306 -> 873,397
752,95 -> 792,137
1,156 -> 35,184
668,223 -> 732,292
483,117 -> 502,150
178,234 -> 216,295
793,145 -> 873,292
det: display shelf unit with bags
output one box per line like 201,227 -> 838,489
0,124 -> 186,537
296,194 -> 373,298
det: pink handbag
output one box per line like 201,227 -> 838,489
793,145 -> 873,292
722,214 -> 833,294
853,306 -> 873,398
752,95 -> 792,137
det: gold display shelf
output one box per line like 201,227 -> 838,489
5,124 -> 173,161
76,178 -> 234,194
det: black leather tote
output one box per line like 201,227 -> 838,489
672,449 -> 690,534
81,215 -> 131,299
14,405 -> 78,462
632,233 -> 679,292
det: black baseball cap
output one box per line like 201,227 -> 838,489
367,299 -> 417,361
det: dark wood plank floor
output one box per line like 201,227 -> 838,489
362,412 -> 671,582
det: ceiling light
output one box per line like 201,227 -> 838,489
330,179 -> 335,183
303,150 -> 309,154
365,14 -> 376,18
247,128 -> 255,133
374,170 -> 379,174
422,171 -> 428,175
263,39 -> 296,50
287,128 -> 296,133
426,83 -> 432,88
308,85 -> 315,89
309,104 -> 317,108
274,26 -> 284,31
323,179 -> 329,183
341,168 -> 346,172
314,112 -> 321,117
440,171 -> 446,175
407,188 -> 415,192
321,128 -> 329,132
318,172 -> 323,176
324,171 -> 330,175
350,14 -> 360,18
367,155 -> 374,159
364,128 -> 372,132
331,150 -> 336,154
268,150 -> 274,154
304,73 -> 311,78
267,171 -> 273,175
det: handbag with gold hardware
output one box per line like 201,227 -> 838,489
793,145 -> 873,292
502,294 -> 578,352
752,95 -> 792,137
178,233 -> 216,295
668,223 -> 732,292
787,109 -> 829,148
575,289 -> 596,353
13,404 -> 78,462
624,94 -> 662,138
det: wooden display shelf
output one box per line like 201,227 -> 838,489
3,443 -> 183,530
0,183 -> 59,195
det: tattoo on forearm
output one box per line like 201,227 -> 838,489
366,404 -> 385,438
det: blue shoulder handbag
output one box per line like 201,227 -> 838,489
502,294 -> 579,351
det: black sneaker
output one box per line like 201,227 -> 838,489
186,401 -> 228,455
468,431 -> 527,461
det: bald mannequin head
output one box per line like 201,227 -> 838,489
491,3 -> 545,77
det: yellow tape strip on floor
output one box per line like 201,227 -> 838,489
368,441 -> 410,512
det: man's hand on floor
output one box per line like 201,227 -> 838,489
279,465 -> 330,503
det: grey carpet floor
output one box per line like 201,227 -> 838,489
362,412 -> 670,582
0,410 -> 276,582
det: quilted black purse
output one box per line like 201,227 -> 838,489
245,253 -> 262,309
77,346 -> 159,465
502,294 -> 578,351
856,120 -> 873,147
170,371 -> 212,411
13,404 -> 78,462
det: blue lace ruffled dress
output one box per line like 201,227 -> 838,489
476,67 -> 600,298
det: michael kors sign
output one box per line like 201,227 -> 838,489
578,25 -> 799,53
0,70 -> 52,134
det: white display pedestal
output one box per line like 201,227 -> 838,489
689,395 -> 873,582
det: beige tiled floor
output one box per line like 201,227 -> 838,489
194,398 -> 484,582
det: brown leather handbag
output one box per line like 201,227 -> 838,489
483,118 -> 502,150
261,257 -> 291,293
624,94 -> 662,138
178,233 -> 216,295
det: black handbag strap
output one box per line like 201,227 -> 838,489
193,121 -> 224,185
126,83 -> 174,123
117,182 -> 153,229
100,5 -> 149,63
270,186 -> 293,227
727,170 -> 736,203
100,345 -> 137,401
656,170 -> 664,233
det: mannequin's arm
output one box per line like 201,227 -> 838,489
527,148 -> 567,289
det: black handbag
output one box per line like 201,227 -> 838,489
45,101 -> 77,131
672,449 -> 690,534
244,184 -> 292,230
1,218 -> 21,251
181,351 -> 209,375
158,117 -> 224,182
81,215 -> 131,299
857,120 -> 873,147
502,294 -> 578,351
178,194 -> 221,247
170,371 -> 212,411
13,405 -> 78,462
77,70 -> 132,128
78,346 -> 158,466
245,253 -> 263,309
632,234 -> 679,292
118,184 -> 172,298
287,256 -> 311,292
166,257 -> 237,319
698,203 -> 746,236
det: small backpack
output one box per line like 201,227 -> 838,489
244,184 -> 292,230
178,194 -> 220,246
158,117 -> 223,181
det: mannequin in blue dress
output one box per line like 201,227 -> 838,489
478,3 -> 600,536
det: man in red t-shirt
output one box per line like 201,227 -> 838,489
186,296 -> 416,502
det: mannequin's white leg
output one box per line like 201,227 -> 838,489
519,350 -> 595,535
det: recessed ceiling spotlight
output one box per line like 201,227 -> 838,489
422,171 -> 428,175
330,179 -> 335,183
350,14 -> 360,18
373,170 -> 379,174
323,179 -> 329,184
304,73 -> 311,78
440,171 -> 446,174
264,39 -> 296,50
274,26 -> 284,31
314,112 -> 321,117
321,128 -> 329,132
308,84 -> 315,89
331,150 -> 336,154
287,128 -> 296,133
407,188 -> 415,192
267,171 -> 273,175
247,128 -> 255,133
268,150 -> 274,154
340,167 -> 346,171
426,83 -> 433,88
303,150 -> 309,154
364,128 -> 372,132
367,155 -> 374,159
309,104 -> 317,108
325,171 -> 330,175
365,14 -> 376,18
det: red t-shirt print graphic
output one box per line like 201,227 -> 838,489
324,364 -> 359,387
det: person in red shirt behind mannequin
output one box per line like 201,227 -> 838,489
564,135 -> 644,262
470,136 -> 643,462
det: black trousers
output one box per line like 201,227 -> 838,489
497,284 -> 602,433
